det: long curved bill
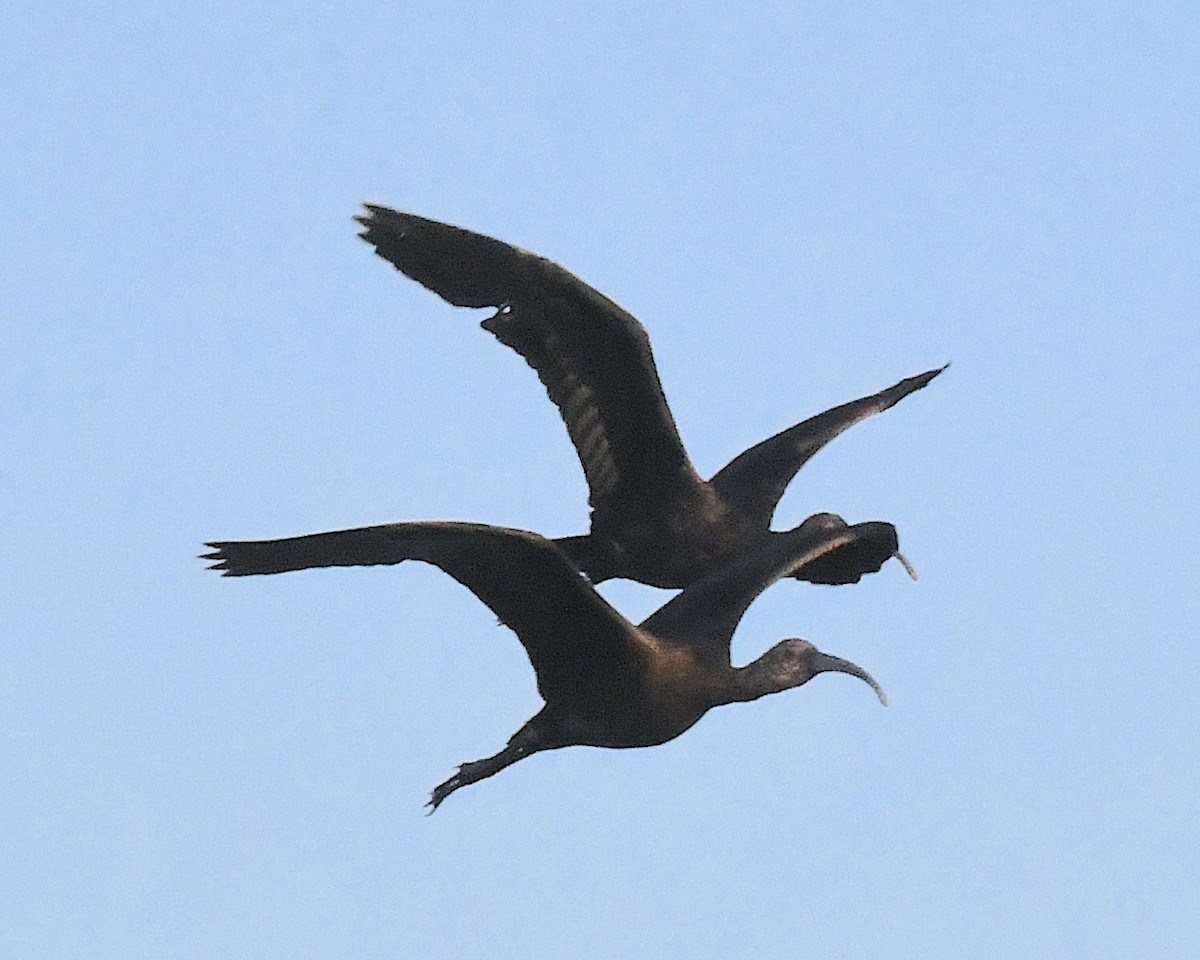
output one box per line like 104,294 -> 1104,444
811,650 -> 889,706
894,550 -> 918,581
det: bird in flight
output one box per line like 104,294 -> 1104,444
357,205 -> 943,589
203,513 -> 891,810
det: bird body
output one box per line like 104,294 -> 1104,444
204,515 -> 890,808
563,480 -> 761,587
357,205 -> 944,589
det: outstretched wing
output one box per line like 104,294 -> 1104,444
356,205 -> 705,522
640,514 -> 901,665
203,521 -> 647,704
708,366 -> 947,526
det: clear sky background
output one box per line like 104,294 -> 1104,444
4,2 -> 1197,957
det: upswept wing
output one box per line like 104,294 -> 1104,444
203,521 -> 646,704
356,205 -> 704,519
639,514 -> 900,665
708,366 -> 947,526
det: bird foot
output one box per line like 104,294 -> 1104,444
425,758 -> 495,813
424,729 -> 535,812
426,766 -> 466,813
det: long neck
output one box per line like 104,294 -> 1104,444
725,652 -> 793,704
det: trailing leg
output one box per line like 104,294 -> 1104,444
427,723 -> 545,812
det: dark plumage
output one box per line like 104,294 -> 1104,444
203,514 -> 891,810
357,205 -> 944,588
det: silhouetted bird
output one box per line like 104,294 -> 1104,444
357,205 -> 944,589
204,513 -> 891,810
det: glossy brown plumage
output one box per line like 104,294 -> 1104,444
203,514 -> 891,809
357,205 -> 944,588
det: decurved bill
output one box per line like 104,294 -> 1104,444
894,550 -> 919,581
811,650 -> 889,707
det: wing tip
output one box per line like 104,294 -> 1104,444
355,203 -> 390,243
199,543 -> 240,576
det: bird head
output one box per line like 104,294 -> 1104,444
765,638 -> 888,706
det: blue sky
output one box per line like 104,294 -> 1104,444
4,2 -> 1198,957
